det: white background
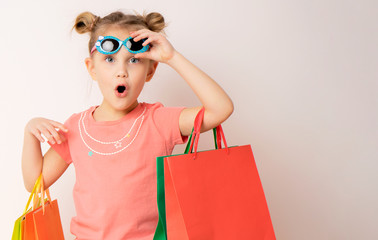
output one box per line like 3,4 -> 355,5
1,0 -> 377,239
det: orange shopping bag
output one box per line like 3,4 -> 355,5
13,174 -> 65,240
155,108 -> 276,240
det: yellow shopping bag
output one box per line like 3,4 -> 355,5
12,174 -> 65,240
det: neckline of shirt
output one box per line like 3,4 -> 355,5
87,102 -> 146,126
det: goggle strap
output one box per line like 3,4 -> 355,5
90,45 -> 96,54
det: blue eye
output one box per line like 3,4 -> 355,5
129,57 -> 140,64
105,56 -> 114,62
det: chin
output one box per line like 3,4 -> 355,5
115,100 -> 138,111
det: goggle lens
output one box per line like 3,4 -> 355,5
101,39 -> 120,52
126,38 -> 145,52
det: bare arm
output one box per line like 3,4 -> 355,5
167,52 -> 233,136
132,30 -> 234,136
22,118 -> 70,192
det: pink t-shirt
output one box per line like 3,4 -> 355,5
48,102 -> 187,240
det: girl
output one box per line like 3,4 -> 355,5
21,10 -> 233,239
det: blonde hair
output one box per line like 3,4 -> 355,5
71,10 -> 166,55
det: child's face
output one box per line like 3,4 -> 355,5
85,26 -> 158,113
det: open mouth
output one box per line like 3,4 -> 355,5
116,85 -> 126,93
115,84 -> 128,98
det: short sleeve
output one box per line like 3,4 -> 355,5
151,103 -> 188,147
47,114 -> 76,165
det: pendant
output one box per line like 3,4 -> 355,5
115,141 -> 122,148
88,151 -> 93,156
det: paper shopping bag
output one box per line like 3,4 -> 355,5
12,174 -> 65,240
154,108 -> 276,240
12,215 -> 23,240
154,128 -> 196,240
23,200 -> 64,240
12,174 -> 44,240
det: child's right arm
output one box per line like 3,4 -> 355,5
22,117 -> 69,192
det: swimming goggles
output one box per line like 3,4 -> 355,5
90,35 -> 149,55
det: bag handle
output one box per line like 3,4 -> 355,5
213,125 -> 228,150
37,174 -> 51,215
185,107 -> 229,159
23,173 -> 52,215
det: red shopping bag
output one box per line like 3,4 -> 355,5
162,108 -> 276,239
15,174 -> 65,240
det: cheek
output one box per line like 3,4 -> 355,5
96,75 -> 114,92
129,65 -> 149,78
97,82 -> 111,96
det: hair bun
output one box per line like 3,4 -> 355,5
144,12 -> 166,33
72,11 -> 100,34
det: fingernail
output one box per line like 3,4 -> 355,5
58,140 -> 62,144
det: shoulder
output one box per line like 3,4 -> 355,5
141,102 -> 188,144
142,102 -> 185,117
143,102 -> 164,111
63,105 -> 96,127
142,102 -> 186,131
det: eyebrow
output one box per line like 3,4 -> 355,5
100,53 -> 138,60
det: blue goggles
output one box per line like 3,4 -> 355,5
90,35 -> 150,55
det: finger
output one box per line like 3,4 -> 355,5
43,123 -> 65,144
142,36 -> 159,47
40,128 -> 56,144
130,28 -> 150,38
54,131 -> 67,143
49,120 -> 68,143
50,120 -> 68,132
31,129 -> 46,143
134,51 -> 151,60
133,31 -> 156,42
60,133 -> 67,142
129,30 -> 146,40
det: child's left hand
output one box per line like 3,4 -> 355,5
130,29 -> 176,64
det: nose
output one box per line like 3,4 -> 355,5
116,48 -> 131,78
117,71 -> 127,78
116,62 -> 129,78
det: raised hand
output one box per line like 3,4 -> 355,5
130,29 -> 176,64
